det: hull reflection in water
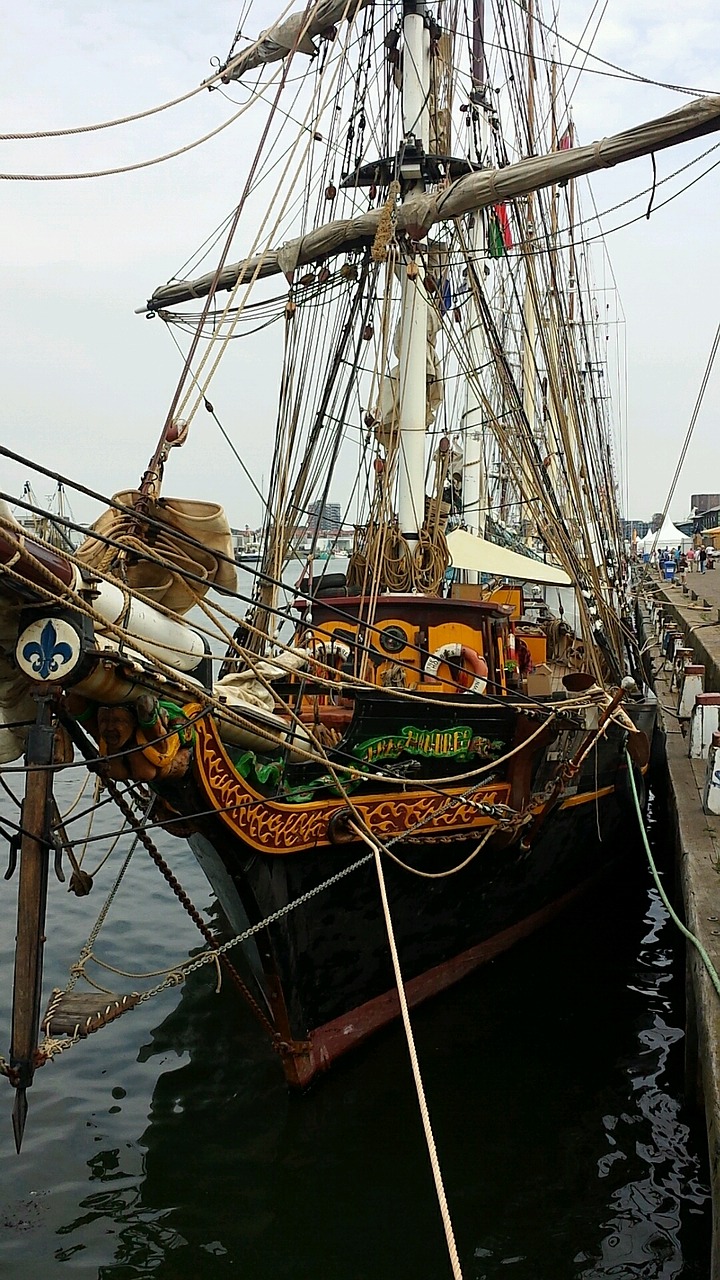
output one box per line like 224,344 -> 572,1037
43,798 -> 709,1280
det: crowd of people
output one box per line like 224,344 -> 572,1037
654,543 -> 716,575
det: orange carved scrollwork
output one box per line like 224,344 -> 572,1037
194,720 -> 510,855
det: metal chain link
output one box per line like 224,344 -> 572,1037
135,850 -> 375,1005
28,851 -> 375,1067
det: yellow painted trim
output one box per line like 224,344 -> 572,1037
560,784 -> 615,809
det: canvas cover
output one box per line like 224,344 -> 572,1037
77,491 -> 237,616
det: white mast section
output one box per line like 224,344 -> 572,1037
461,211 -> 490,551
397,2 -> 431,543
462,5 -> 492,565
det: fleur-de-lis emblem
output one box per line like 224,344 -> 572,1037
22,620 -> 74,680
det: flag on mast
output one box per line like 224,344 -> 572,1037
488,203 -> 513,257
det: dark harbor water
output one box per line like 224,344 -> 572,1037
0,782 -> 710,1280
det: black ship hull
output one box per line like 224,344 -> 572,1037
186,701 -> 654,1085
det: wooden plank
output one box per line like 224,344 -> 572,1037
10,700 -> 54,1093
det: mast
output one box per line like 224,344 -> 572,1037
567,117 -> 576,323
520,0 -> 538,541
9,698 -> 55,1150
461,0 -> 490,554
396,0 -> 431,543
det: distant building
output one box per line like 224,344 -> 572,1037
231,526 -> 263,558
691,493 -> 720,516
670,493 -> 720,538
621,519 -> 650,541
307,500 -> 342,535
678,503 -> 720,538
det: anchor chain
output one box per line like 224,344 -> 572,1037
98,776 -> 280,1043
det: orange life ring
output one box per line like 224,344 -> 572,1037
424,643 -> 488,694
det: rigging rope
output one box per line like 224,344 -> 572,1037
0,80 -> 284,181
0,75 -> 223,141
0,0 -> 301,140
649,318 -> 720,555
505,0 -> 717,98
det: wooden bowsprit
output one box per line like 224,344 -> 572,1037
9,696 -> 55,1152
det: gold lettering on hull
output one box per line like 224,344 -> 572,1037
352,724 -> 503,766
194,720 -> 511,855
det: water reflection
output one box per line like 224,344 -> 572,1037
0,781 -> 709,1279
51,813 -> 708,1280
577,886 -> 708,1280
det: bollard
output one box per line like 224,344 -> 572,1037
689,694 -> 720,759
671,646 -> 694,692
663,628 -> 683,659
678,664 -> 705,719
703,730 -> 720,816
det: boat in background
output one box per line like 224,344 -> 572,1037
11,481 -> 79,554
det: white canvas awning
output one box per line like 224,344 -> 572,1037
446,528 -> 572,586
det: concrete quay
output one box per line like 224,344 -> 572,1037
638,566 -> 720,1274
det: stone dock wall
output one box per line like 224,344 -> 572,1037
638,569 -> 720,1275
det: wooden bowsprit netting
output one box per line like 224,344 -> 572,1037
48,712 -> 285,1044
0,700 -> 297,1148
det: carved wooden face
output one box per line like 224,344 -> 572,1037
97,705 -> 136,751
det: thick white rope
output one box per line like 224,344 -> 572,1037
350,821 -> 464,1280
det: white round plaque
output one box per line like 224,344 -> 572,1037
16,617 -> 83,683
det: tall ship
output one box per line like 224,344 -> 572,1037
1,0 -> 718,1145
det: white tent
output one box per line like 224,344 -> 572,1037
638,517 -> 691,551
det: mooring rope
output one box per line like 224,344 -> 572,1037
625,750 -> 720,999
349,820 -> 464,1280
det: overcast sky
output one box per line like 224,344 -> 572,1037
2,0 -> 719,530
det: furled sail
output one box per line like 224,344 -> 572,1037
146,92 -> 720,310
77,492 -> 237,616
222,0 -> 370,82
375,303 -> 443,444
